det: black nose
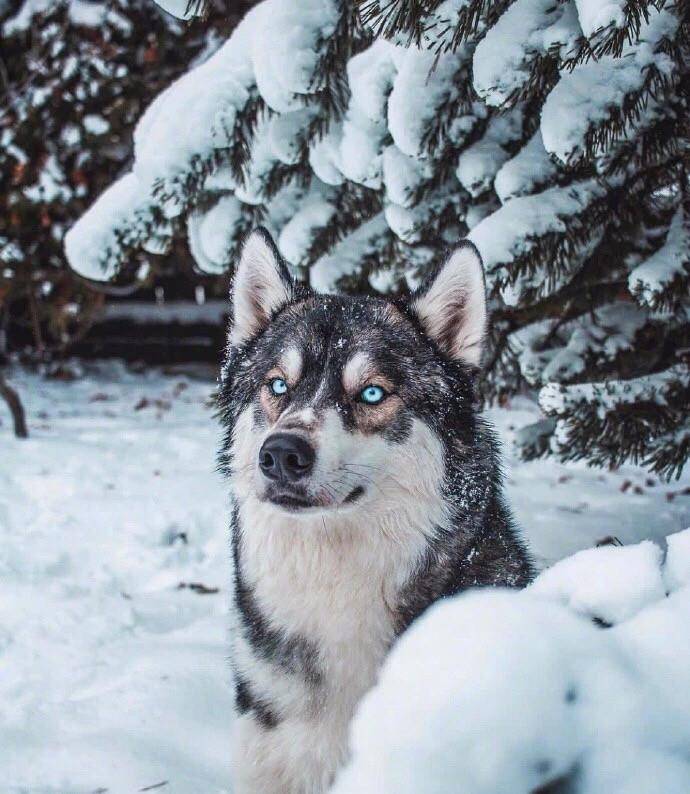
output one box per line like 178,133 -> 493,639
259,433 -> 315,482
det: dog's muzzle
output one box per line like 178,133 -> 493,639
257,432 -> 364,512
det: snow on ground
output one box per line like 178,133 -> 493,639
1,362 -> 689,793
1,364 -> 231,794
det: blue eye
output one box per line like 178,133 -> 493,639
270,377 -> 288,396
360,385 -> 385,405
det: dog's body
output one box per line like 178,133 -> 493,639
219,229 -> 533,794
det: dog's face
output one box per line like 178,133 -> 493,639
220,229 -> 487,518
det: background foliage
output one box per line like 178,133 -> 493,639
2,0 -> 688,478
0,0 -> 252,356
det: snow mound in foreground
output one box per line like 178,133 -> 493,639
333,531 -> 690,794
528,539 -> 665,625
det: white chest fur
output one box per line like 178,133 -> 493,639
237,496 -> 431,712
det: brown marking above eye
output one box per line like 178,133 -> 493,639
278,346 -> 303,383
342,352 -> 372,394
342,352 -> 396,398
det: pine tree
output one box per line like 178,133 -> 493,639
64,0 -> 689,479
0,0 -> 251,355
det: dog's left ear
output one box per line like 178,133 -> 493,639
409,241 -> 487,366
230,228 -> 294,345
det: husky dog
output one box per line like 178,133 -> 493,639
219,228 -> 533,794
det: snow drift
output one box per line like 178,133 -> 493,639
333,531 -> 690,794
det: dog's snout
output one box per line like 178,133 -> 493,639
259,433 -> 315,482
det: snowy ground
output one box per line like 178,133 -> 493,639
1,362 -> 689,794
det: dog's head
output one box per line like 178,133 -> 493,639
219,228 -> 487,519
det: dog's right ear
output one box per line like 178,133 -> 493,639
229,228 -> 294,345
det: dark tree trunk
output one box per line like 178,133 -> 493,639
0,372 -> 28,439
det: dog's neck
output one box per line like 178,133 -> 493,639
235,492 -> 442,573
233,493 -> 441,639
239,489 -> 445,536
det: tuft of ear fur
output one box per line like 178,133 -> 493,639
410,241 -> 487,366
230,228 -> 294,345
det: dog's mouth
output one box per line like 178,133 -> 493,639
265,485 -> 365,513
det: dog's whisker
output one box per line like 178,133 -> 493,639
336,464 -> 390,493
340,463 -> 411,497
341,462 -> 381,472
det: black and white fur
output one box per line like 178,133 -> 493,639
218,229 -> 533,794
